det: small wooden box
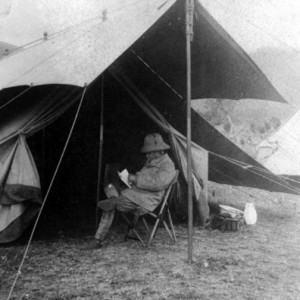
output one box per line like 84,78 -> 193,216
221,217 -> 245,232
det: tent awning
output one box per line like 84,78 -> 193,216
127,0 -> 286,102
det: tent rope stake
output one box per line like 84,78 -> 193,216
6,86 -> 88,300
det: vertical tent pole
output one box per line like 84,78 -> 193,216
186,0 -> 194,264
96,75 -> 104,229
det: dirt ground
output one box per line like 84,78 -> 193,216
1,184 -> 300,300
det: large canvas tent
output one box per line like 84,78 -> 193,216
0,0 -> 298,243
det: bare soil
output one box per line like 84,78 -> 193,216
1,185 -> 300,300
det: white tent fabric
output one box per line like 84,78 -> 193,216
256,109 -> 300,175
0,0 -> 176,88
0,204 -> 25,232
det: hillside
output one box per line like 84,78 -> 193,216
192,99 -> 296,158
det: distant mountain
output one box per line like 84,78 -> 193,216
0,0 -> 12,18
0,40 -> 16,57
0,41 -> 15,49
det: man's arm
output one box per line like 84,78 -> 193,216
135,155 -> 176,191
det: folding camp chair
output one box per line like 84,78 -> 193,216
120,170 -> 179,247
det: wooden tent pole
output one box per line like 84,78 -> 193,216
96,75 -> 104,229
186,0 -> 194,264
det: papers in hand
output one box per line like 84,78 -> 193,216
118,169 -> 131,188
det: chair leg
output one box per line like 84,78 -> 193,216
125,223 -> 131,240
167,209 -> 176,242
120,213 -> 146,247
162,220 -> 174,241
147,213 -> 177,245
127,227 -> 146,247
132,214 -> 139,226
147,219 -> 160,246
142,218 -> 150,233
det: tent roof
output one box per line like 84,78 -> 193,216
129,0 -> 286,102
0,0 -> 286,103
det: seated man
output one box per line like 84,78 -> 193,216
84,133 -> 176,249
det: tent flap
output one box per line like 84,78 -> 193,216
0,85 -> 82,243
0,136 -> 42,242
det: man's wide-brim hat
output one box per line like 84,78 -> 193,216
141,133 -> 170,153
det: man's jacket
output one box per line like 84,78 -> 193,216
121,153 -> 176,212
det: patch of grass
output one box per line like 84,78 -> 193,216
1,188 -> 299,300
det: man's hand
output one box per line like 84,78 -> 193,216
128,174 -> 137,184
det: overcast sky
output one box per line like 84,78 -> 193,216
199,0 -> 300,52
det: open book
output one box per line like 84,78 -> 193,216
118,169 -> 131,188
